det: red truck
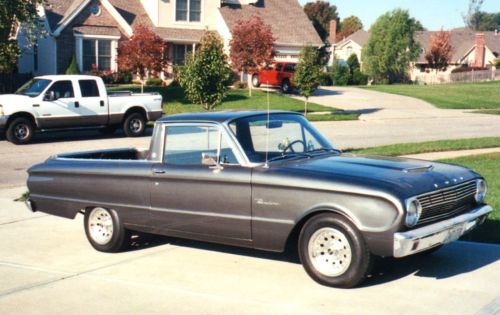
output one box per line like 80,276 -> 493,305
251,62 -> 296,93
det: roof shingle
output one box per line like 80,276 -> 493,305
219,0 -> 323,47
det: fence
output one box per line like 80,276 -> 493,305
0,73 -> 33,94
414,68 -> 499,85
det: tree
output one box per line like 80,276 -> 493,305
337,16 -> 363,42
425,30 -> 452,73
468,11 -> 500,31
229,15 -> 275,96
463,0 -> 485,30
362,9 -> 423,84
178,31 -> 232,111
0,0 -> 44,73
117,24 -> 166,84
304,1 -> 339,42
66,55 -> 80,74
294,46 -> 322,115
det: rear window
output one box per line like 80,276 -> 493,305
275,64 -> 283,71
79,80 -> 100,97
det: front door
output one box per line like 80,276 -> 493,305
149,124 -> 252,241
38,80 -> 80,128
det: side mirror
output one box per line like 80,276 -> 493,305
44,90 -> 56,101
201,152 -> 218,166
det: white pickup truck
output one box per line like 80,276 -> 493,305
0,75 -> 163,144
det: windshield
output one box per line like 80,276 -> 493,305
229,113 -> 337,163
16,79 -> 52,97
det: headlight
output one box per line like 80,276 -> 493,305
475,179 -> 487,203
405,198 -> 422,227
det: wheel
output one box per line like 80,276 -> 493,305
84,207 -> 130,252
98,125 -> 117,135
6,117 -> 34,144
123,113 -> 146,137
281,79 -> 291,93
298,213 -> 372,288
252,74 -> 260,87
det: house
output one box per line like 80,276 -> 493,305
17,0 -> 323,77
411,28 -> 500,81
329,28 -> 368,67
326,25 -> 499,81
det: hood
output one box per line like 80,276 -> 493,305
0,94 -> 34,109
276,153 -> 479,199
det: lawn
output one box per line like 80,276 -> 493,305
108,85 -> 358,121
348,137 -> 500,156
364,80 -> 500,110
440,153 -> 500,244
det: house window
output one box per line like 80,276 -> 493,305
176,0 -> 201,22
173,44 -> 194,65
82,39 -> 112,71
347,46 -> 353,57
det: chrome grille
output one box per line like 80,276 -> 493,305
417,180 -> 477,225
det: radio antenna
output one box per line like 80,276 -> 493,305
264,81 -> 270,168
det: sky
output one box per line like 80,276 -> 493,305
298,0 -> 500,30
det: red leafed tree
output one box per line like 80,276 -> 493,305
425,30 -> 453,73
117,24 -> 166,81
229,15 -> 275,95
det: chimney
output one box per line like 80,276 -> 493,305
474,33 -> 485,67
329,20 -> 337,44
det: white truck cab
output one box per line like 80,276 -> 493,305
0,75 -> 163,144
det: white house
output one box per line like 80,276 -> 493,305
17,0 -> 323,76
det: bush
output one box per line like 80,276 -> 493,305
66,55 -> 80,74
318,72 -> 333,86
132,79 -> 143,85
233,80 -> 248,89
350,69 -> 369,85
451,66 -> 488,73
331,64 -> 350,86
146,78 -> 163,86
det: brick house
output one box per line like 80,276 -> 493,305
17,0 -> 322,76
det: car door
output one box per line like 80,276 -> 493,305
149,123 -> 252,241
37,80 -> 80,128
77,79 -> 108,125
273,63 -> 284,85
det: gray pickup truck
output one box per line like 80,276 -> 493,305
26,111 -> 492,288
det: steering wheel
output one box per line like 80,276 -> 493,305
282,140 -> 306,153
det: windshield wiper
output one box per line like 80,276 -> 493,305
307,148 -> 341,154
267,152 -> 311,163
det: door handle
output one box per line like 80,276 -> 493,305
100,100 -> 105,107
153,169 -> 166,174
75,101 -> 80,108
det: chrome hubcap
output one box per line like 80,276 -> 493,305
88,208 -> 114,245
14,124 -> 30,140
308,227 -> 352,277
129,118 -> 143,133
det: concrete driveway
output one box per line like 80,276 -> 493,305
0,187 -> 499,315
302,86 -> 500,148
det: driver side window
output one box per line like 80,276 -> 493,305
164,126 -> 238,165
47,81 -> 75,99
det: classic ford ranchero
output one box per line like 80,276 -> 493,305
26,111 -> 491,287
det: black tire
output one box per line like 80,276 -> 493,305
98,125 -> 117,135
281,79 -> 291,93
298,213 -> 372,288
123,112 -> 146,137
6,117 -> 34,144
84,207 -> 130,252
252,74 -> 261,88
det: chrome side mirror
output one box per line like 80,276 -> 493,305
44,90 -> 56,101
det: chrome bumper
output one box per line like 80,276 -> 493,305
393,205 -> 492,258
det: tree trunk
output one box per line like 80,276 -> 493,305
304,98 -> 308,116
247,73 -> 252,97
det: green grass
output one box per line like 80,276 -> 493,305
306,112 -> 360,121
473,109 -> 500,115
440,153 -> 500,244
364,80 -> 500,109
348,137 -> 500,156
109,85 -> 357,121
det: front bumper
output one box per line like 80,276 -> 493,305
393,205 -> 492,258
0,115 -> 9,133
